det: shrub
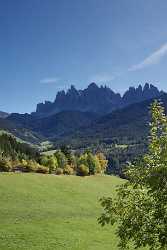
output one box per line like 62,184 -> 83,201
55,168 -> 63,175
63,165 -> 74,175
0,159 -> 12,172
36,165 -> 49,174
87,153 -> 100,175
16,160 -> 37,172
12,165 -> 22,172
78,153 -> 101,175
96,153 -> 108,173
11,160 -> 20,169
54,151 -> 67,169
47,157 -> 58,173
77,164 -> 89,176
13,159 -> 27,172
23,160 -> 38,172
78,153 -> 88,167
40,155 -> 49,166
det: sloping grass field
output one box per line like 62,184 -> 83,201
0,174 -> 144,250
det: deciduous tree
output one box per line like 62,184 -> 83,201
98,100 -> 167,250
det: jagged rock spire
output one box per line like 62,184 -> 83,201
35,83 -> 162,116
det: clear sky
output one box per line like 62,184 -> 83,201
1,0 -> 167,113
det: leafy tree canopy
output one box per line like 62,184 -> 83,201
98,100 -> 167,250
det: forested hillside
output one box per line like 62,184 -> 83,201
0,133 -> 39,160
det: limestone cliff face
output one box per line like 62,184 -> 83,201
34,83 -> 162,117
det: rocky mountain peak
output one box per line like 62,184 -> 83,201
34,82 -> 162,117
87,82 -> 99,90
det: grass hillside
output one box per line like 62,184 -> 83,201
0,174 -> 144,250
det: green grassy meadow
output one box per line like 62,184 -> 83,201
0,174 -> 145,250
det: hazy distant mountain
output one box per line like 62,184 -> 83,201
33,83 -> 162,117
0,111 -> 9,118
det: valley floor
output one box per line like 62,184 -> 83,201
0,174 -> 146,250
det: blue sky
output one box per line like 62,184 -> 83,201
1,0 -> 167,113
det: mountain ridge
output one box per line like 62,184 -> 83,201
57,93 -> 167,147
33,82 -> 162,117
7,110 -> 99,138
0,111 -> 9,119
3,82 -> 164,145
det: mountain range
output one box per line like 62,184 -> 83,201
0,82 -> 164,146
33,82 -> 162,117
0,111 -> 9,119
